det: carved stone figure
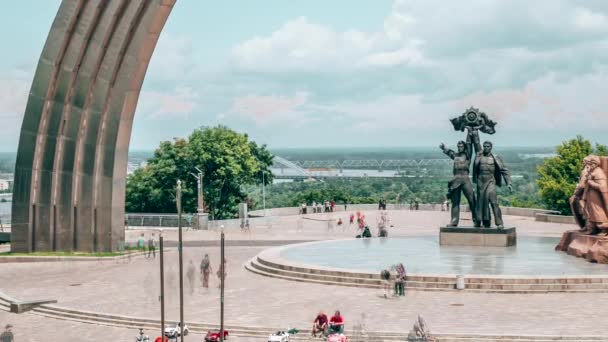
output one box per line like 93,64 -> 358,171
570,155 -> 593,229
571,155 -> 608,235
439,128 -> 480,227
471,135 -> 513,228
407,315 -> 435,342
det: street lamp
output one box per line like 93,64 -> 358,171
190,167 -> 206,229
262,170 -> 266,216
176,180 -> 185,342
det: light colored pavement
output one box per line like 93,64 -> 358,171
2,210 -> 606,341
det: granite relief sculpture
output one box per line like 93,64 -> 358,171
556,155 -> 608,263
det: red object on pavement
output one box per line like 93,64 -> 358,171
327,333 -> 347,342
155,337 -> 168,342
204,330 -> 229,341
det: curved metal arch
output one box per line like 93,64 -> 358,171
12,0 -> 175,252
272,156 -> 312,177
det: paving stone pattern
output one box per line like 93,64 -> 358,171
1,210 -> 607,340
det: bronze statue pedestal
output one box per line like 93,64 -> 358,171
555,230 -> 608,264
440,227 -> 517,247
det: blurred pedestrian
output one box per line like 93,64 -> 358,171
217,258 -> 227,288
187,260 -> 196,295
147,233 -> 156,259
137,233 -> 145,253
200,254 -> 212,288
0,324 -> 13,342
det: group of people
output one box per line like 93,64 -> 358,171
378,199 -> 387,210
409,200 -> 420,210
195,253 -> 227,291
300,200 -> 337,214
351,211 -> 388,238
380,263 -> 407,298
312,310 -> 345,338
137,233 -> 157,259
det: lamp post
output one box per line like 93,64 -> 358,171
190,167 -> 205,229
159,235 -> 165,340
262,170 -> 266,217
176,180 -> 185,342
219,229 -> 225,342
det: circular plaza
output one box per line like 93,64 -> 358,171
2,208 -> 608,341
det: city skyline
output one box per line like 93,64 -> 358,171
1,0 -> 608,151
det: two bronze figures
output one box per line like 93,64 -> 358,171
440,108 -> 512,228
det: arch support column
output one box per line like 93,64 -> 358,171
11,0 -> 175,252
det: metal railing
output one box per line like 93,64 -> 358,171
125,213 -> 280,230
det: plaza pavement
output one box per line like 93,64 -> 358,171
2,210 -> 607,341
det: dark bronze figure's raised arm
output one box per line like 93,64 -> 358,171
439,127 -> 480,227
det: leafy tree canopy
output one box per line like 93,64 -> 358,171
537,136 -> 607,214
126,126 -> 273,219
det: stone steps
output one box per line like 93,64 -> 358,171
1,294 -> 605,341
247,256 -> 608,293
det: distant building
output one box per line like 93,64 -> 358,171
0,180 -> 10,191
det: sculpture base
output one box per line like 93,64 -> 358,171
555,230 -> 608,264
196,213 -> 209,230
440,226 -> 517,247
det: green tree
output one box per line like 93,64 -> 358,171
126,126 -> 273,219
537,136 -> 607,214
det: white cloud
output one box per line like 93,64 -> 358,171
147,32 -> 196,80
231,16 -> 427,72
138,87 -> 200,120
231,0 -> 608,73
0,78 -> 29,116
573,7 -> 608,31
226,91 -> 310,126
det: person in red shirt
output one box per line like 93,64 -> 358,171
312,311 -> 328,337
329,310 -> 345,334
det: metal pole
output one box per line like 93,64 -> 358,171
220,231 -> 225,342
160,236 -> 165,341
177,180 -> 185,342
262,171 -> 266,216
199,172 -> 204,211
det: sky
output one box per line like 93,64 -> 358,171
1,0 -> 608,151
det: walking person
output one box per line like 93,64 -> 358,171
187,260 -> 196,295
0,324 -> 14,342
380,269 -> 391,298
217,258 -> 227,288
147,233 -> 156,259
394,263 -> 406,296
200,254 -> 212,288
137,233 -> 146,254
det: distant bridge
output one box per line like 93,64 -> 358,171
272,158 -> 452,171
294,159 -> 452,170
271,158 -> 453,179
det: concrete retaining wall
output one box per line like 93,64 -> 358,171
249,205 -> 559,217
535,213 -> 576,224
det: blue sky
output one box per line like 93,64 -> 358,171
1,0 -> 608,151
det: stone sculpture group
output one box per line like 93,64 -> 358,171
555,155 -> 608,263
570,155 -> 608,235
440,108 -> 512,228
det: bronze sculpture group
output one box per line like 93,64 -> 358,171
570,155 -> 608,235
440,108 -> 512,228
